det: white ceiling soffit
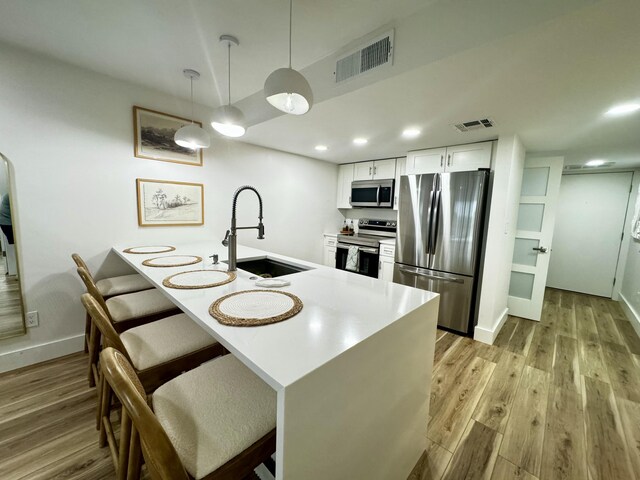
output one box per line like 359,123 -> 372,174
236,0 -> 600,126
243,0 -> 640,167
0,0 -> 430,108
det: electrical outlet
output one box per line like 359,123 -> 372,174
26,311 -> 39,328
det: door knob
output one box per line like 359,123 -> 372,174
532,246 -> 548,253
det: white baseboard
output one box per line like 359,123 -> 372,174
619,293 -> 640,338
0,334 -> 84,374
474,307 -> 509,345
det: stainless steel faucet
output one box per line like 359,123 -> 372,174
222,186 -> 265,271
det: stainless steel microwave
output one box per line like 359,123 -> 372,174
350,179 -> 395,208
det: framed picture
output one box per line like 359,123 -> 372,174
136,178 -> 204,227
133,106 -> 203,166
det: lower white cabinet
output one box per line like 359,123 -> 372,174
323,234 -> 337,267
378,242 -> 396,282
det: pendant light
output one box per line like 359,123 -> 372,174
174,69 -> 211,149
211,35 -> 246,138
264,0 -> 313,115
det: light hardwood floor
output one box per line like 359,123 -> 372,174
1,288 -> 639,479
0,260 -> 24,338
411,288 -> 640,480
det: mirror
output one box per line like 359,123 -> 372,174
0,153 -> 25,339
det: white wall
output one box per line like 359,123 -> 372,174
474,135 -> 525,344
620,171 -> 640,335
0,43 -> 342,371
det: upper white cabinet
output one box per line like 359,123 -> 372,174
353,159 -> 397,181
336,164 -> 354,209
405,147 -> 446,175
446,142 -> 493,173
393,157 -> 406,211
406,142 -> 492,175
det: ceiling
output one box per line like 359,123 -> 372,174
2,0 -> 640,168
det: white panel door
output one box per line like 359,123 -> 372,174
445,142 -> 492,172
353,161 -> 374,181
546,172 -> 633,297
508,157 -> 563,320
406,148 -> 446,175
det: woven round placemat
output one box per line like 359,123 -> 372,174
123,245 -> 176,254
142,255 -> 202,268
209,289 -> 303,327
163,269 -> 236,289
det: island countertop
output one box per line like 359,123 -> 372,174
113,241 -> 438,390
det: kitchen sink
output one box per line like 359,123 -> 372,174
226,257 -> 312,278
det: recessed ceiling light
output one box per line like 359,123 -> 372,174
585,159 -> 606,167
353,137 -> 368,145
315,145 -> 328,151
604,102 -> 640,117
402,128 -> 421,138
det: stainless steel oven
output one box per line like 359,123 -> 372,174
335,219 -> 397,278
335,242 -> 380,278
350,179 -> 394,208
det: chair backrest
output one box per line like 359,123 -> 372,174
100,347 -> 190,480
80,293 -> 129,360
71,253 -> 90,274
76,267 -> 111,320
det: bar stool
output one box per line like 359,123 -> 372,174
72,253 -> 152,353
100,346 -> 276,480
81,294 -> 225,476
77,267 -> 181,387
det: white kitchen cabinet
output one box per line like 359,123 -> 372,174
406,142 -> 492,175
323,234 -> 337,267
393,157 -> 406,211
378,242 -> 396,282
405,147 -> 446,175
336,164 -> 354,209
445,142 -> 492,172
353,159 -> 397,181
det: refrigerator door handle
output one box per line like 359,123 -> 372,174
429,190 -> 441,255
398,266 -> 464,284
426,191 -> 435,254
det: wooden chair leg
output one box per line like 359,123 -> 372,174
87,321 -> 97,386
98,374 -> 112,444
127,424 -> 142,480
84,312 -> 91,353
117,409 -> 132,480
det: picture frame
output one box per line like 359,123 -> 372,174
136,178 -> 204,227
133,106 -> 203,166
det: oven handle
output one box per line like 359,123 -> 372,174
398,266 -> 463,284
337,243 -> 379,254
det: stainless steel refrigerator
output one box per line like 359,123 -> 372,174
393,171 -> 489,334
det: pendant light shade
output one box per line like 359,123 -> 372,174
264,0 -> 313,115
264,67 -> 313,115
174,69 -> 210,149
211,35 -> 246,138
211,105 -> 246,138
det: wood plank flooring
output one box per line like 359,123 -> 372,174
414,288 -> 640,480
2,288 -> 640,479
0,261 -> 24,339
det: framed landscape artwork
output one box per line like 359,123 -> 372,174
133,106 -> 203,166
136,179 -> 204,227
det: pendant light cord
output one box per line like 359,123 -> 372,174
190,76 -> 194,124
228,42 -> 232,106
288,0 -> 292,68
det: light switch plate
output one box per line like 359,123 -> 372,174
26,311 -> 39,328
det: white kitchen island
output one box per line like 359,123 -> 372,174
114,241 -> 439,480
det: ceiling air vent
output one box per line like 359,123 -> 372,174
564,162 -> 615,170
453,118 -> 495,133
335,30 -> 394,83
